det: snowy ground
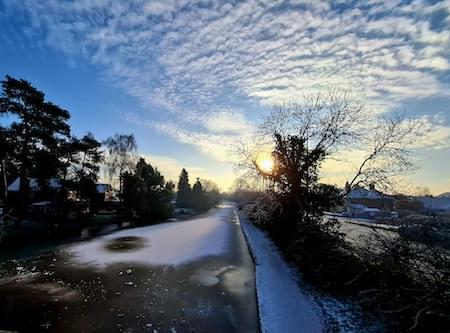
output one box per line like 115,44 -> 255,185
324,215 -> 397,247
237,209 -> 381,333
237,210 -> 324,333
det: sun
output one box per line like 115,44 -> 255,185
258,157 -> 274,174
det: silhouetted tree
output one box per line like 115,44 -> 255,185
32,149 -> 60,199
122,157 -> 174,220
200,178 -> 221,208
104,133 -> 137,201
191,177 -> 205,210
0,75 -> 70,216
69,133 -> 103,211
346,113 -> 420,192
165,180 -> 175,193
74,133 -> 103,182
239,91 -> 420,194
0,126 -> 14,204
176,168 -> 191,208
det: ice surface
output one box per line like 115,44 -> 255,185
67,207 -> 232,267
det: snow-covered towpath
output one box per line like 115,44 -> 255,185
237,210 -> 324,333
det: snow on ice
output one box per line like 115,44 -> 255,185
67,207 -> 232,267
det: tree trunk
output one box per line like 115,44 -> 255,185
1,159 -> 7,205
18,132 -> 30,220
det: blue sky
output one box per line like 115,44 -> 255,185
1,0 -> 449,193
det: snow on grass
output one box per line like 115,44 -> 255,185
236,210 -> 324,333
67,205 -> 233,267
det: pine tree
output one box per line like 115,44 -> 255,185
63,133 -> 103,212
176,168 -> 191,208
122,157 -> 174,220
0,75 -> 70,216
192,177 -> 205,210
76,132 -> 103,182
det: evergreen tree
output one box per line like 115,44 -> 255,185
122,157 -> 174,220
176,168 -> 191,208
66,132 -> 103,184
191,177 -> 205,210
0,75 -> 70,216
67,133 -> 103,212
32,149 -> 61,198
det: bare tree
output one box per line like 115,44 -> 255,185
233,137 -> 272,190
260,90 -> 368,153
235,91 -> 367,191
346,113 -> 422,192
200,179 -> 219,193
103,133 -> 137,198
238,90 -> 421,194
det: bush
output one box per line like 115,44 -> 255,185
242,191 -> 450,331
357,216 -> 450,331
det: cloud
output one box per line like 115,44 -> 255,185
414,113 -> 450,150
139,153 -> 234,191
2,0 -> 450,162
320,149 -> 370,187
124,110 -> 255,162
152,122 -> 240,162
202,109 -> 254,134
140,153 -> 205,181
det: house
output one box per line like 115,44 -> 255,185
7,177 -> 62,204
8,177 -> 115,203
7,177 -> 62,193
345,184 -> 394,219
96,183 -> 112,202
7,177 -> 63,217
95,183 -> 117,208
346,203 -> 382,219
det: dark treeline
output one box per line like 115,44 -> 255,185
0,75 -> 219,223
176,168 -> 220,211
121,158 -> 174,221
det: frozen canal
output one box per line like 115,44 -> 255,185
0,204 -> 258,332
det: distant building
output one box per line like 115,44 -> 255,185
393,196 -> 424,212
416,196 -> 450,215
345,184 -> 394,219
7,177 -> 115,205
7,177 -> 63,216
96,183 -> 113,201
7,177 -> 62,204
95,183 -> 118,209
7,177 -> 62,194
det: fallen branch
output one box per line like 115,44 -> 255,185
410,305 -> 432,331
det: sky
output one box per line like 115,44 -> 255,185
0,0 -> 449,193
